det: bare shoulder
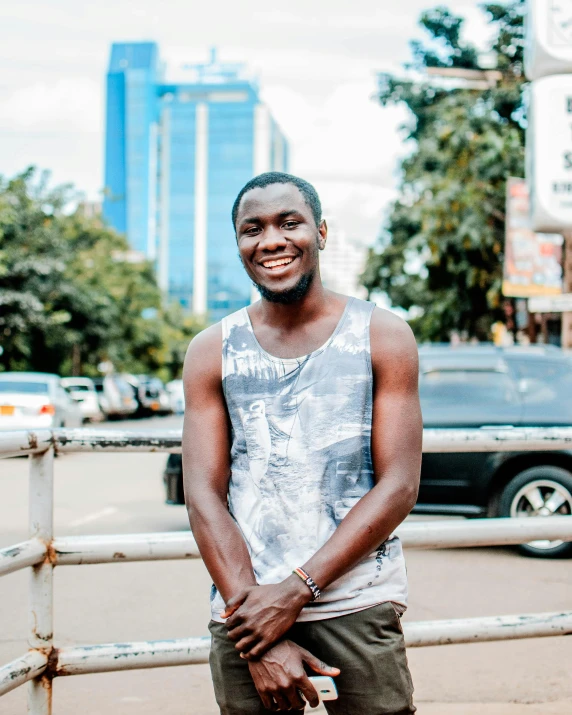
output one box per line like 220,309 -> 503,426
369,307 -> 419,379
182,322 -> 223,392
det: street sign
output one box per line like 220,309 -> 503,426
525,0 -> 572,80
503,178 -> 563,296
527,74 -> 572,231
528,293 -> 572,311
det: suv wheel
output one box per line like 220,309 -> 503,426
498,466 -> 572,558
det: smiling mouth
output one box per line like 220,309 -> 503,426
259,256 -> 296,271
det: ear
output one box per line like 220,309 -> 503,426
318,219 -> 327,250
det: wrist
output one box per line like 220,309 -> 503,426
283,573 -> 313,607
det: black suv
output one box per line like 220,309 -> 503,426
164,345 -> 572,557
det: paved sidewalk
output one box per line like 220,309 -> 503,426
311,702 -> 572,714
419,704 -> 572,714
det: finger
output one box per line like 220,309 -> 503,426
234,634 -> 260,653
258,690 -> 274,710
299,647 -> 340,676
271,691 -> 289,711
226,623 -> 247,641
285,685 -> 306,711
243,639 -> 272,660
297,675 -> 319,709
224,610 -> 245,629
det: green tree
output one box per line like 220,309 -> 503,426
0,168 -> 203,377
361,1 -> 526,341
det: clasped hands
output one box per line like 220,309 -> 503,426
222,577 -> 340,710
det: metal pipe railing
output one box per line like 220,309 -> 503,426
3,516 -> 572,572
0,538 -> 47,577
50,516 -> 572,565
40,610 -> 572,678
2,426 -> 572,457
28,448 -> 54,714
0,651 -> 49,697
0,428 -> 571,715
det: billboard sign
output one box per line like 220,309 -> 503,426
527,74 -> 572,232
529,293 -> 572,311
503,177 -> 563,297
525,0 -> 572,80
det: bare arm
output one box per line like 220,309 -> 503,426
300,308 -> 422,586
226,308 -> 422,657
183,325 -> 335,710
182,325 -> 256,603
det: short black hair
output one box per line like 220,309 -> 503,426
232,172 -> 322,230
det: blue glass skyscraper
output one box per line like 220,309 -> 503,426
103,43 -> 288,321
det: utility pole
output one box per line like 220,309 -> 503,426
526,0 -> 572,349
563,232 -> 572,347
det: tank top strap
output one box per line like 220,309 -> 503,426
328,297 -> 376,367
221,307 -> 258,380
344,296 -> 376,331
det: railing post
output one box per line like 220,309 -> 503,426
28,447 -> 54,714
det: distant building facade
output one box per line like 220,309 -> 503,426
103,43 -> 288,320
320,217 -> 368,299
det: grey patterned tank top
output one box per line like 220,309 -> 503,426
211,297 -> 407,622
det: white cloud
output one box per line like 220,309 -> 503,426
0,78 -> 102,133
0,0 -> 491,234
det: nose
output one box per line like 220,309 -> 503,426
257,225 -> 288,252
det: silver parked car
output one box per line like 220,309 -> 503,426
92,375 -> 138,419
61,377 -> 104,423
0,372 -> 82,430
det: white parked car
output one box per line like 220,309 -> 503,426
0,372 -> 82,430
166,379 -> 185,415
61,377 -> 104,423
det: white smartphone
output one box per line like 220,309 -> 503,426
308,676 -> 338,701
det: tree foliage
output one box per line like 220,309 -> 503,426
361,1 -> 526,341
0,168 -> 202,379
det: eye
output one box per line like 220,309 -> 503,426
243,226 -> 260,237
282,220 -> 299,229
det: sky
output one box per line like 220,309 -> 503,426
0,0 -> 491,248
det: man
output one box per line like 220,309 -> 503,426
182,172 -> 422,714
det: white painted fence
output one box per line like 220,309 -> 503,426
1,427 -> 572,714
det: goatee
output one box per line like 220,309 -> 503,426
253,271 -> 315,304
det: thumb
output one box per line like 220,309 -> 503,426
222,589 -> 248,619
299,647 -> 340,677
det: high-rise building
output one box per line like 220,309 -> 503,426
103,43 -> 288,320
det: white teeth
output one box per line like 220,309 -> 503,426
262,257 -> 294,269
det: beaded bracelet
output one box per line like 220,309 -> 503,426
292,566 -> 322,601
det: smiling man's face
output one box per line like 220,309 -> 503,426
235,183 -> 327,304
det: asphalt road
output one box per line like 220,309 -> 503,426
1,415 -> 571,714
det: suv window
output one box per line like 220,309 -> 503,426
419,369 -> 522,427
505,358 -> 572,424
420,370 -> 519,405
68,384 -> 90,392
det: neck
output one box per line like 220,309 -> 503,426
256,273 -> 330,328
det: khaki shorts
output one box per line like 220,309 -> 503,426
209,601 -> 415,715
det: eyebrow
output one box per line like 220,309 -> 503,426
239,210 -> 302,228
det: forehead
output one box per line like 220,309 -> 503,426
236,183 -> 310,223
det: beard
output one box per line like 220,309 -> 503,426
253,270 -> 315,304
